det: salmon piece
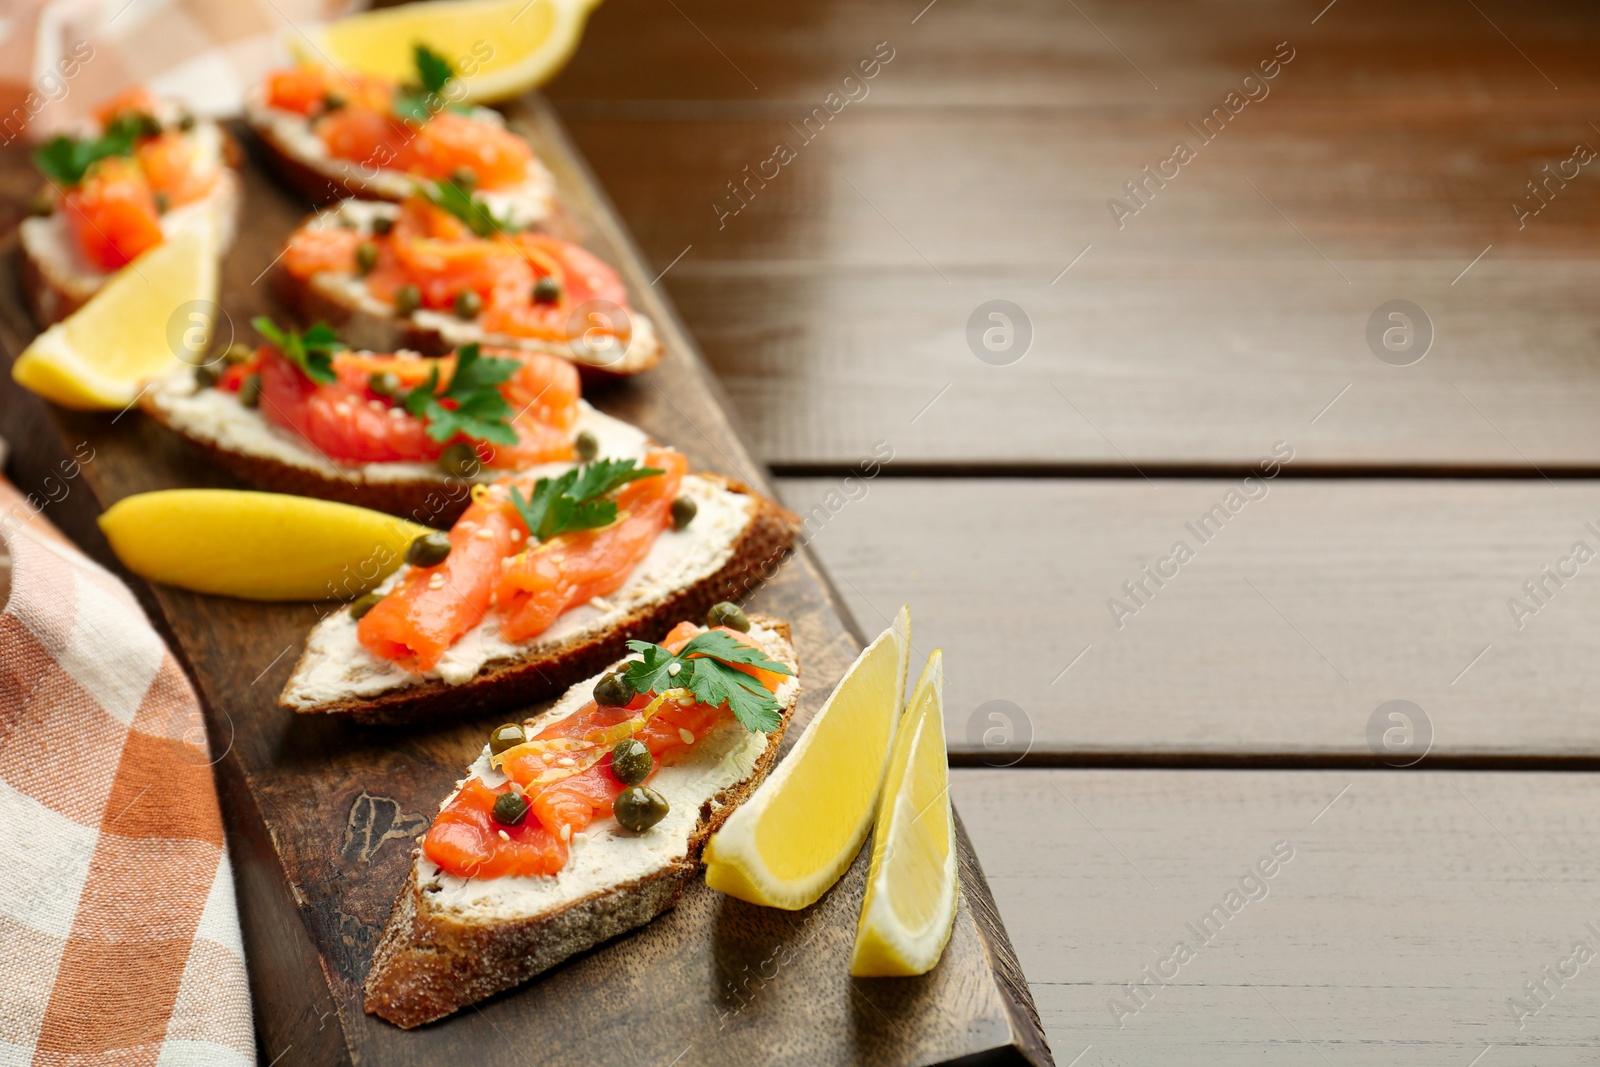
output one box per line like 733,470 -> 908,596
481,235 -> 632,342
357,493 -> 520,671
494,450 -> 686,642
136,131 -> 217,208
264,67 -> 330,115
256,350 -> 441,464
94,87 -> 160,127
317,107 -> 410,173
395,111 -> 531,190
63,157 -> 163,271
282,226 -> 364,279
422,778 -> 568,879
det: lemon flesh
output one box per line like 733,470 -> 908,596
98,490 -> 431,601
13,220 -> 218,411
850,649 -> 958,977
704,606 -> 911,910
296,0 -> 603,104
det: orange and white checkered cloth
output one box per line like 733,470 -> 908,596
0,480 -> 255,1066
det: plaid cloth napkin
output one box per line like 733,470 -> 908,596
0,478 -> 254,1065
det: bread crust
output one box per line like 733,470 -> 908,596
363,618 -> 796,1029
281,480 -> 799,725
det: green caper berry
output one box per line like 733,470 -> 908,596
349,592 -> 383,620
532,277 -> 561,304
368,370 -> 402,398
575,430 -> 599,462
394,284 -> 421,316
356,241 -> 379,275
670,496 -> 697,531
614,786 -> 669,833
489,722 -> 526,756
438,442 -> 479,479
371,215 -> 395,236
26,190 -> 54,217
153,191 -> 170,214
706,601 -> 749,632
177,113 -> 196,132
238,374 -> 261,408
593,670 -> 636,708
609,738 -> 652,786
223,342 -> 254,365
449,166 -> 478,191
323,93 -> 346,112
454,290 -> 482,319
405,531 -> 452,568
492,790 -> 530,826
134,113 -> 162,138
193,361 -> 222,388
336,214 -> 358,230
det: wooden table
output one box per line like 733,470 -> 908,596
544,0 -> 1600,1060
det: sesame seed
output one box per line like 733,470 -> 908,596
334,402 -> 352,417
679,728 -> 695,745
367,399 -> 385,412
475,526 -> 495,539
559,824 -> 571,842
510,529 -> 523,541
667,663 -> 681,676
388,407 -> 406,419
540,752 -> 553,762
557,757 -> 576,767
427,574 -> 445,590
497,830 -> 510,841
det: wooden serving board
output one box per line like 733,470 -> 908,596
0,99 -> 1052,1067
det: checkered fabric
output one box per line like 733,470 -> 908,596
0,480 -> 254,1066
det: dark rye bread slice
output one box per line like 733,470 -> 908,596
281,479 -> 799,725
364,616 -> 798,1029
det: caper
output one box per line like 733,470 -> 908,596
593,670 -> 636,708
193,361 -> 222,388
492,790 -> 529,826
153,191 -> 170,215
323,93 -> 346,112
394,284 -> 421,316
489,722 -> 526,756
575,430 -> 599,462
26,190 -> 53,217
368,370 -> 402,398
532,277 -> 561,304
609,738 -> 652,786
449,166 -> 478,191
706,601 -> 749,632
349,591 -> 383,620
336,214 -> 358,230
670,496 -> 697,531
356,241 -> 379,275
177,113 -> 196,132
438,442 -> 479,479
614,786 -> 669,833
405,531 -> 452,568
371,215 -> 395,236
238,373 -> 261,408
223,342 -> 254,365
132,113 -> 162,138
453,290 -> 482,319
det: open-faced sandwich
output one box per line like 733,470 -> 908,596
279,450 -> 798,723
273,192 -> 660,376
21,87 -> 240,326
364,612 -> 800,1028
142,318 -> 646,524
247,46 -> 554,227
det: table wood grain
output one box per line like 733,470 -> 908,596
546,0 -> 1600,471
953,767 -> 1600,1065
780,476 -> 1600,762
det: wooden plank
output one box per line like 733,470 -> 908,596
953,767 -> 1600,1065
0,103 -> 1048,1066
545,0 -> 1600,470
778,477 -> 1600,761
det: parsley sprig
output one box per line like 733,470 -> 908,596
622,632 -> 792,733
252,317 -> 342,385
402,343 -> 520,444
509,458 -> 665,542
424,179 -> 515,237
32,112 -> 157,187
394,44 -> 473,123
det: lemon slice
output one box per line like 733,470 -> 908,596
295,0 -> 603,104
704,606 -> 911,910
13,219 -> 218,411
99,490 -> 431,601
850,650 -> 958,977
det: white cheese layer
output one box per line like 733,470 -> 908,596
246,98 -> 554,227
418,621 -> 799,923
280,474 -> 757,705
145,369 -> 647,488
19,119 -> 238,298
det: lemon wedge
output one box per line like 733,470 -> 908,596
850,650 -> 958,977
99,490 -> 431,601
294,0 -> 603,104
13,218 -> 219,411
704,606 -> 911,909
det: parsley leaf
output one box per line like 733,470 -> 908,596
621,632 -> 793,733
402,342 -> 520,445
508,458 -> 665,542
423,179 -> 516,237
32,111 -> 164,187
414,44 -> 455,95
252,316 -> 341,385
392,45 -> 474,123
